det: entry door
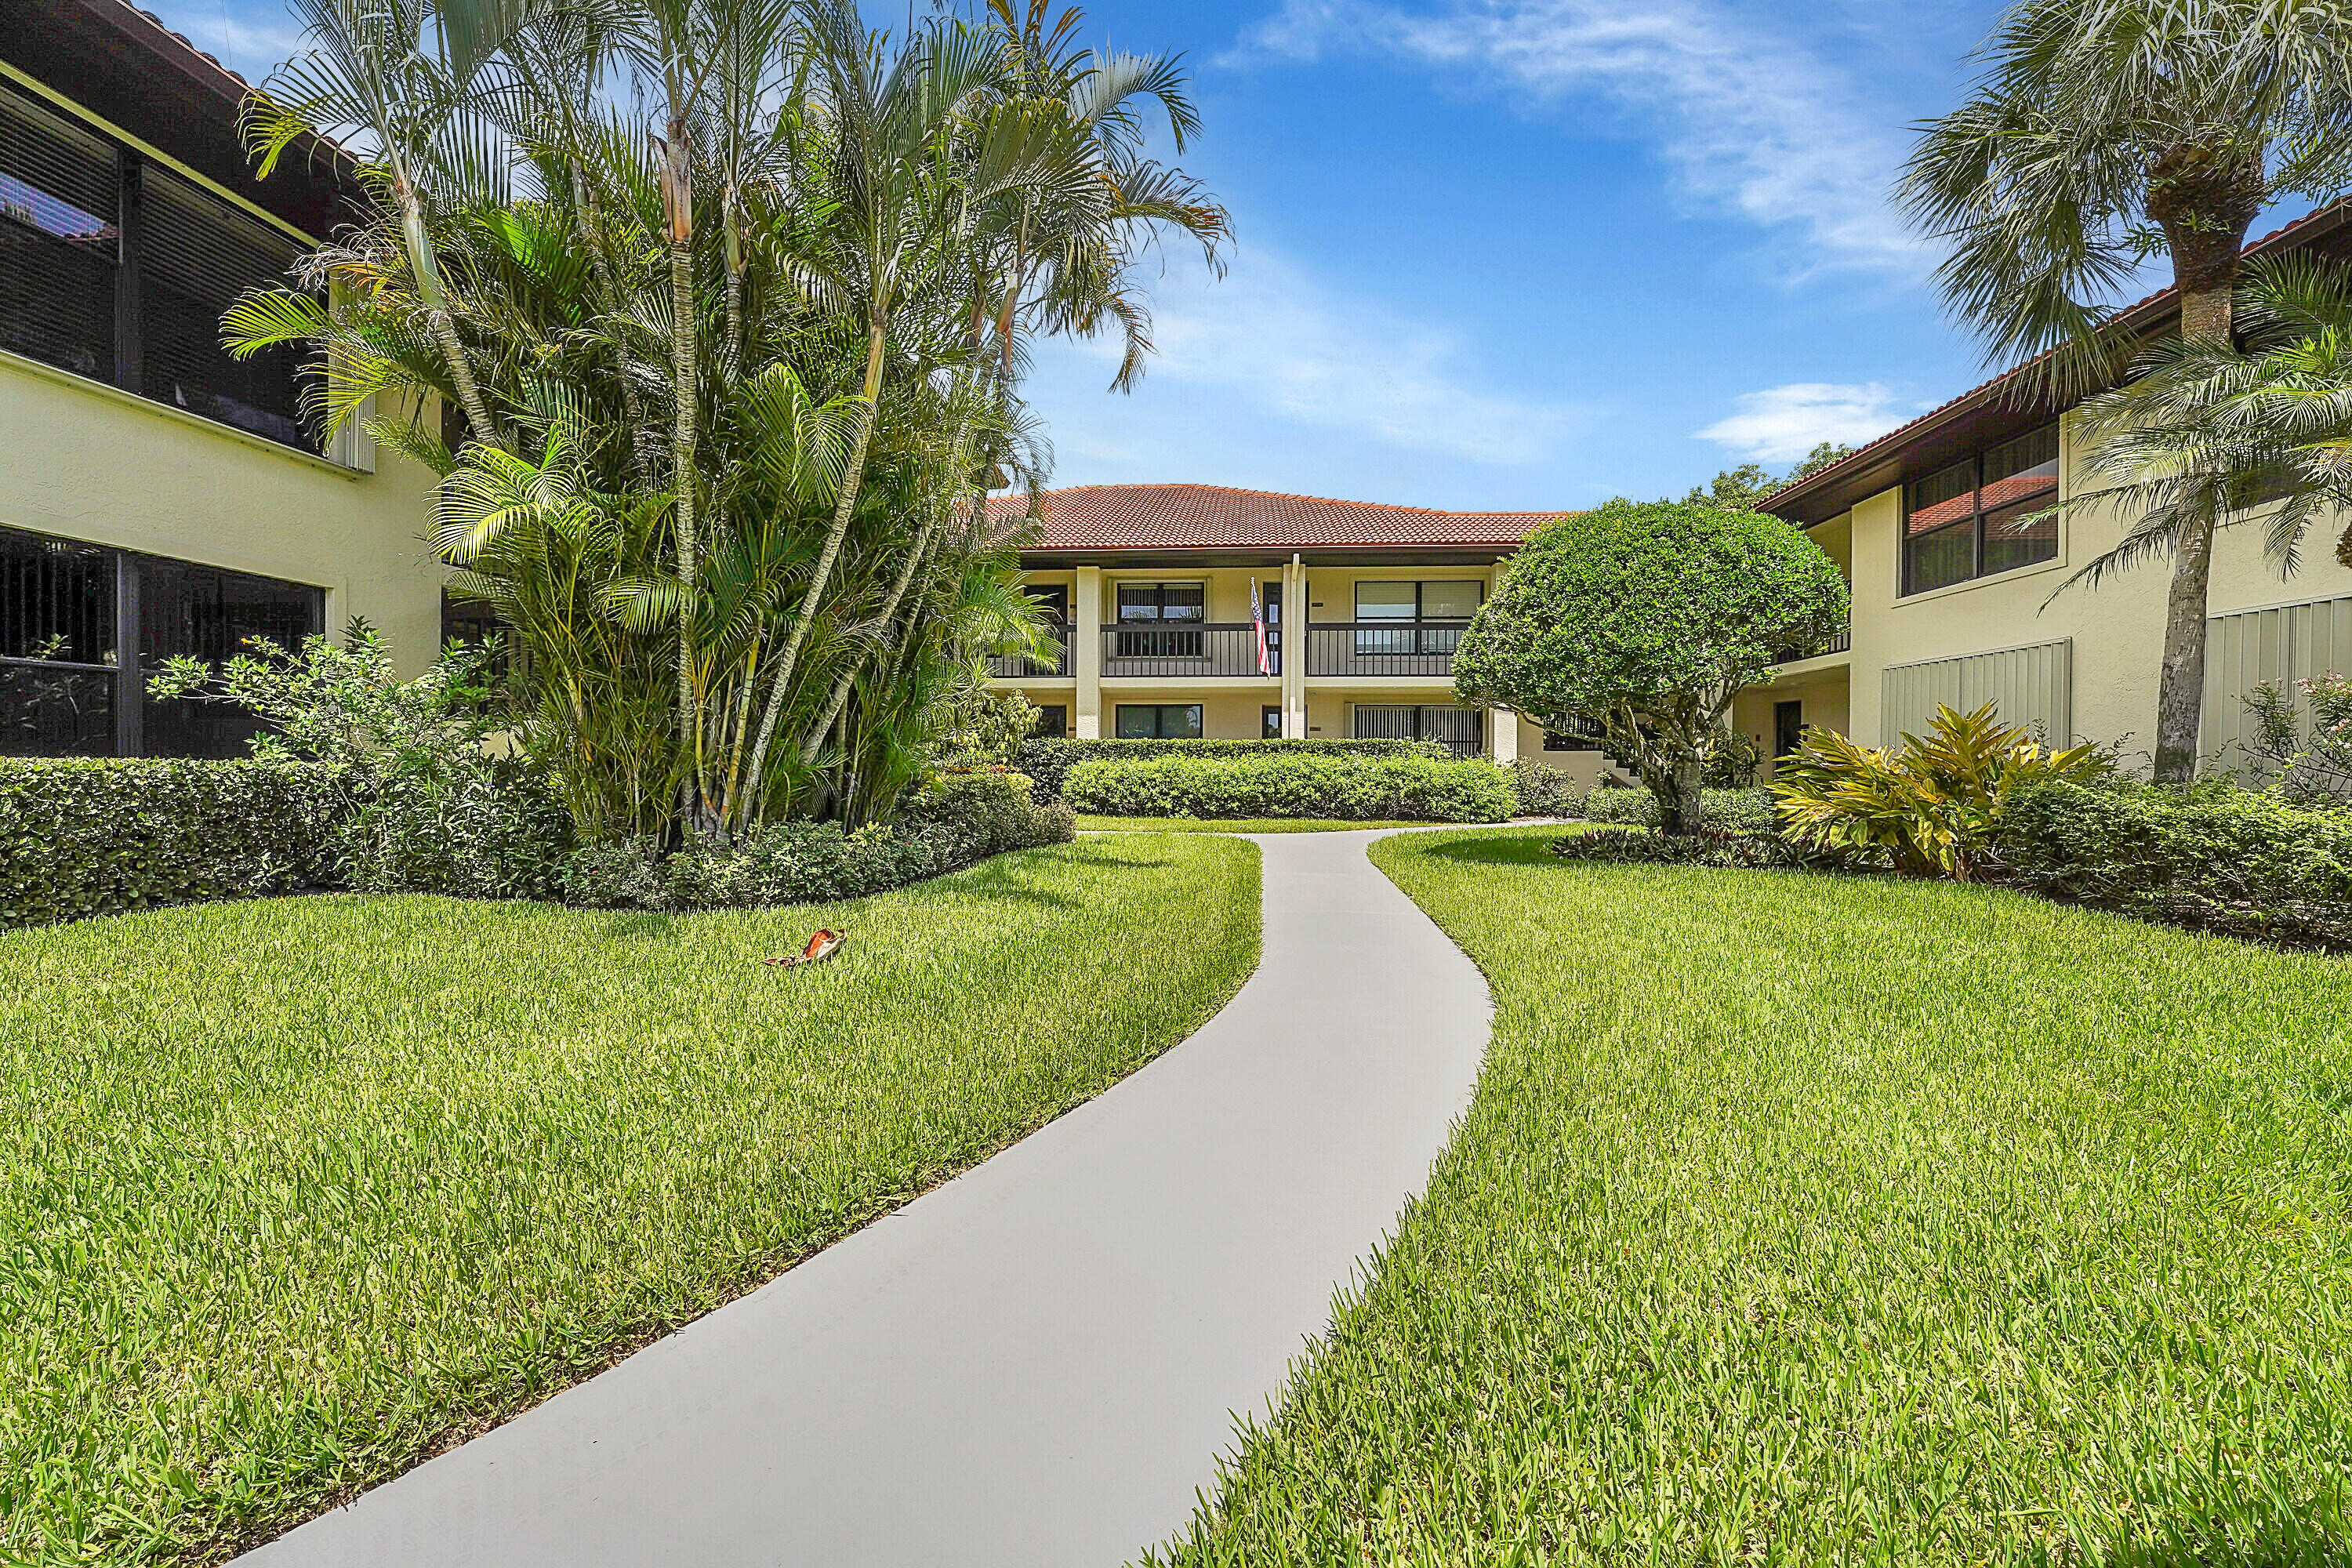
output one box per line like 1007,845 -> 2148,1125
1773,699 -> 1805,760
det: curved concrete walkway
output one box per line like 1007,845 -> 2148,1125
241,830 -> 1490,1568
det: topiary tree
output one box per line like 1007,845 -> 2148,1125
1454,499 -> 1849,835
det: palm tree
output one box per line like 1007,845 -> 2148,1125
738,2 -> 1016,790
2060,253 -> 2352,591
247,0 -> 530,448
1900,0 -> 2352,781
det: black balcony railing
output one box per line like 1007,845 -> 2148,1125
986,648 -> 1067,678
1305,621 -> 1469,677
1099,623 -> 1279,677
1773,622 -> 1852,664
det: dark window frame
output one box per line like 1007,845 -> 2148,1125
1031,702 -> 1068,739
1113,581 -> 1206,623
2,78 -> 321,456
1901,423 -> 2061,597
1261,703 -> 1282,739
1113,702 -> 1203,739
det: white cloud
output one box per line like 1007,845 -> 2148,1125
1230,0 -> 1919,272
1695,381 -> 1899,462
1058,243 -> 1584,467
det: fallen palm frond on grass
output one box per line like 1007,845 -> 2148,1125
0,836 -> 1258,1566
1146,826 -> 2352,1566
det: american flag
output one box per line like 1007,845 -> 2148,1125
1250,578 -> 1272,676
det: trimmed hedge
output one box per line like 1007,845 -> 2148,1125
1065,753 -> 1519,822
1581,785 -> 1775,833
1018,736 -> 1443,801
561,771 -> 1076,910
0,758 -> 341,929
1998,781 -> 2352,949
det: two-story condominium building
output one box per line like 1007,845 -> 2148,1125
1737,202 -> 2352,778
1,0 -> 444,757
985,484 -> 1613,773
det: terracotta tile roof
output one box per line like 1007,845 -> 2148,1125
990,484 -> 1564,552
1763,199 -> 2352,517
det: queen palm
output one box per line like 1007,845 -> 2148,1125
1900,0 -> 2352,780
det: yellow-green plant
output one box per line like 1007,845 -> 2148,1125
1772,702 -> 2111,880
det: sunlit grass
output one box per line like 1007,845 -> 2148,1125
1076,816 -> 1417,833
0,836 -> 1260,1566
1148,826 -> 2352,1566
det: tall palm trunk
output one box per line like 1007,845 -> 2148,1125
658,122 -> 706,821
800,512 -> 937,765
397,182 -> 499,447
740,316 -> 887,811
2147,146 -> 2261,783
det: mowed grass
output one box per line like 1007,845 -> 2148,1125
0,836 -> 1259,1567
1076,816 -> 1419,833
1147,826 -> 2352,1566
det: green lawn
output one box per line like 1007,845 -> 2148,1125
0,837 -> 1259,1567
1076,815 -> 1420,833
1148,826 -> 2352,1566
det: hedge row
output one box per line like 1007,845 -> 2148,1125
1581,785 -> 1776,833
2,762 -> 1072,931
0,758 -> 343,929
561,771 -> 1076,910
1016,736 -> 1442,800
1999,781 -> 2352,949
1065,753 -> 1519,822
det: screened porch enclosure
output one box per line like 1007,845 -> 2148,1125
0,524 -> 323,757
1,78 -> 314,453
1351,703 -> 1485,758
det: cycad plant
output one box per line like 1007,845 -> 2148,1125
1900,0 -> 2352,782
228,0 -> 1221,843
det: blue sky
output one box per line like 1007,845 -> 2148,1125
160,0 -> 2102,508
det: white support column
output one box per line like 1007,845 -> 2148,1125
1486,559 -> 1515,764
1490,708 -> 1519,764
1073,564 -> 1102,739
1281,554 -> 1307,738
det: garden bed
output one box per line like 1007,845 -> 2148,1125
0,836 -> 1259,1566
1146,826 -> 2352,1564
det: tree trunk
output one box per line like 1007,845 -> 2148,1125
2146,147 -> 2260,783
739,318 -> 889,820
397,187 -> 499,451
1657,749 -> 1705,837
800,512 -> 937,767
659,122 -> 704,822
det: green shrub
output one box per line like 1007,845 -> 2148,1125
1998,780 -> 2352,949
0,759 -> 341,929
343,760 -> 573,901
1773,702 -> 2112,880
1017,736 -> 1442,801
562,771 -> 1073,911
1509,759 -> 1585,816
1064,753 -> 1519,822
1581,785 -> 1773,832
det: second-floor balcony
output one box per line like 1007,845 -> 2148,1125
1305,621 -> 1469,678
987,647 -> 1069,678
1773,620 -> 1852,665
1100,623 -> 1279,677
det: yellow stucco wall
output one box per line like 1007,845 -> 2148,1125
1,354 -> 446,672
1824,414 -> 2352,757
